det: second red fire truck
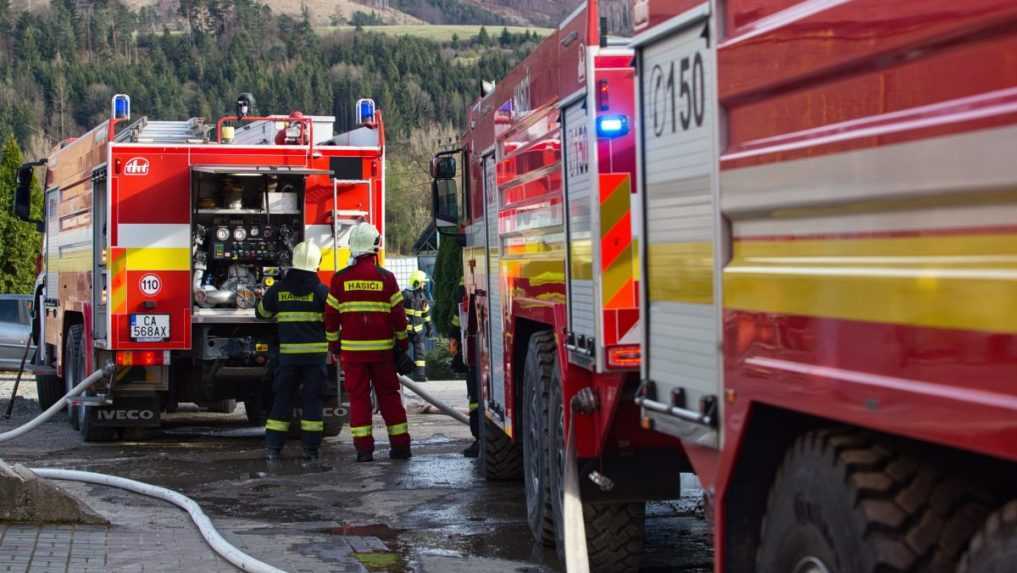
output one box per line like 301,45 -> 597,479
432,2 -> 681,571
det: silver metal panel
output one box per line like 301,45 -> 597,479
563,101 -> 598,345
484,155 -> 508,422
639,7 -> 722,442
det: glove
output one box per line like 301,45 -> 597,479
395,349 -> 415,376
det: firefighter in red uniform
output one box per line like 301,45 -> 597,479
324,223 -> 415,462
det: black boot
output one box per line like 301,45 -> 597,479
302,448 -> 320,463
390,445 -> 412,460
462,441 -> 479,458
265,448 -> 282,463
356,451 -> 374,463
413,367 -> 428,382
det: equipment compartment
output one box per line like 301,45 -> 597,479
191,170 -> 306,313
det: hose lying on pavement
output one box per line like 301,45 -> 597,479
0,362 -> 286,573
32,468 -> 285,573
397,374 -> 470,425
0,363 -> 116,444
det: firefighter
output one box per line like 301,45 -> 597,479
325,222 -> 415,462
256,241 -> 330,463
402,270 -> 432,381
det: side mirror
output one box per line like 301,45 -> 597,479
14,165 -> 34,221
430,156 -> 457,179
432,179 -> 460,229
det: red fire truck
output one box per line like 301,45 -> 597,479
631,0 -> 1017,571
431,2 -> 682,570
14,95 -> 386,442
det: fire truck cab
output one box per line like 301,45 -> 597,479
14,94 -> 386,442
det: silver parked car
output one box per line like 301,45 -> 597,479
0,294 -> 34,370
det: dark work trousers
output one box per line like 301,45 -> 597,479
409,333 -> 427,379
265,364 -> 325,452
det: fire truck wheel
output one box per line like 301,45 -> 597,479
757,429 -> 993,573
35,374 -> 63,411
64,324 -> 84,431
957,501 -> 1017,573
547,366 -> 645,572
479,411 -> 523,481
523,332 -> 556,545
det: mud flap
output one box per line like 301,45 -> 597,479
286,398 -> 349,438
88,396 -> 161,428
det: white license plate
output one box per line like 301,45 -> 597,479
130,314 -> 170,342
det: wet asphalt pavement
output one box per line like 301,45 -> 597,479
0,378 -> 713,572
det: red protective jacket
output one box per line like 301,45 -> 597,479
324,255 -> 409,364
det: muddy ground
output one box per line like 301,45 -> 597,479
0,375 -> 713,572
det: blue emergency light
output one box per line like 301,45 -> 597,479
357,98 -> 377,125
112,94 -> 131,120
596,114 -> 629,138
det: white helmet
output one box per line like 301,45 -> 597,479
290,241 -> 322,272
349,222 -> 381,258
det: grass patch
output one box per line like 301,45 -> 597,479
320,24 -> 551,42
353,552 -> 402,570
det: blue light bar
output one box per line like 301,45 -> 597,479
596,114 -> 629,138
112,94 -> 131,120
356,98 -> 376,125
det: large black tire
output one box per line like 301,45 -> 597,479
523,332 -> 556,545
35,374 -> 63,411
64,324 -> 83,431
64,325 -> 116,443
958,501 -> 1017,573
547,362 -> 645,572
757,429 -> 993,573
479,408 -> 523,481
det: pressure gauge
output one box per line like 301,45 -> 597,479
215,227 -> 230,241
262,226 -> 274,239
233,226 -> 248,242
249,226 -> 261,238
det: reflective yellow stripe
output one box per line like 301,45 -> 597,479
414,360 -> 426,367
469,402 -> 479,411
351,425 -> 373,438
411,324 -> 424,332
451,315 -> 461,327
390,292 -> 404,306
326,293 -> 341,310
326,331 -> 340,342
387,422 -> 408,436
126,247 -> 190,271
405,309 -> 421,317
257,300 -> 275,319
280,342 -> 329,354
301,420 -> 324,432
341,339 -> 395,351
276,312 -> 324,322
395,331 -> 408,341
338,301 -> 391,313
266,419 -> 289,432
279,292 -> 313,302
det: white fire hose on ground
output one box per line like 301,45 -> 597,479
0,363 -> 285,573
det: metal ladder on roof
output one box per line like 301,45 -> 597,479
114,117 -> 210,144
